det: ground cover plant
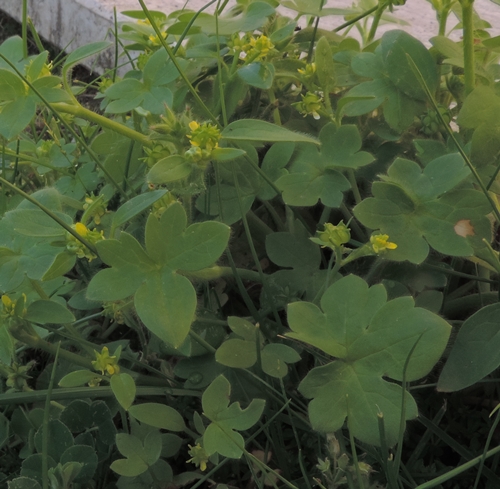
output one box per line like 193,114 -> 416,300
1,0 -> 500,487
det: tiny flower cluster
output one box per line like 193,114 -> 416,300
91,346 -> 120,376
311,221 -> 351,250
187,443 -> 209,471
293,91 -> 324,120
66,223 -> 104,261
185,121 -> 221,164
1,294 -> 27,319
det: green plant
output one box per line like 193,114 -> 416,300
1,0 -> 500,488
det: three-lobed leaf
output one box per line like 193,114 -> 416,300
87,203 -> 230,347
354,155 -> 491,263
202,375 -> 265,458
287,275 -> 451,446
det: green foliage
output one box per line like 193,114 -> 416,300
287,275 -> 451,445
0,1 -> 499,488
202,375 -> 265,458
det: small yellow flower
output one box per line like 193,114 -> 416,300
317,222 -> 351,248
91,346 -> 120,376
370,234 -> 397,253
298,63 -> 316,77
148,31 -> 167,46
187,121 -> 221,152
74,222 -> 89,237
293,92 -> 323,120
187,444 -> 209,471
1,294 -> 27,318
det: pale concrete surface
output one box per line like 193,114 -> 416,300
0,0 -> 499,73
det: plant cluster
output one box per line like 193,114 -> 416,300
1,0 -> 500,488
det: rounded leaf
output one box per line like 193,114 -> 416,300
128,403 -> 185,431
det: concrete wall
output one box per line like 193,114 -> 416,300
1,0 -> 499,74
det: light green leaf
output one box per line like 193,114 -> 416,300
315,37 -> 335,88
0,96 -> 37,139
147,156 -> 192,184
86,265 -> 147,302
216,339 -> 257,369
42,253 -> 76,282
8,477 -> 42,489
110,373 -> 136,411
110,457 -> 148,477
457,85 -> 500,129
354,156 -> 490,264
276,123 -> 358,207
64,42 -> 112,70
25,300 -> 75,324
222,119 -> 319,145
287,274 -> 451,445
145,203 -> 230,270
128,403 -> 185,431
112,189 -> 167,229
237,62 -> 275,89
134,270 -> 197,348
202,375 -> 265,458
438,304 -> 500,392
381,30 -> 438,101
58,370 -> 103,388
211,147 -> 247,161
0,69 -> 27,100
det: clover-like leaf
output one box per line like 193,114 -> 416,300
215,317 -> 300,378
287,274 -> 451,446
87,202 -> 230,347
354,155 -> 492,264
202,375 -> 265,458
276,123 -> 373,207
104,49 -> 181,114
342,30 -> 437,131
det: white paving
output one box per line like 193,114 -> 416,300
1,0 -> 500,73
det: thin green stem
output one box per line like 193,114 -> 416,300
367,4 -> 385,43
0,386 -> 200,405
51,103 -> 153,148
333,6 -> 378,33
179,265 -> 263,282
415,445 -> 500,489
473,405 -> 500,489
461,0 -> 476,95
347,169 -> 362,205
27,18 -> 45,53
42,343 -> 60,489
0,176 -> 98,254
215,1 -> 228,128
138,0 -> 220,128
22,0 -> 28,58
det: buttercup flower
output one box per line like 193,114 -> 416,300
370,234 -> 397,253
298,63 -> 317,77
1,294 -> 27,318
91,346 -> 120,376
187,443 -> 209,471
243,35 -> 274,60
148,31 -> 167,47
316,222 -> 351,248
293,92 -> 323,119
185,121 -> 221,164
187,121 -> 221,151
66,223 -> 104,261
